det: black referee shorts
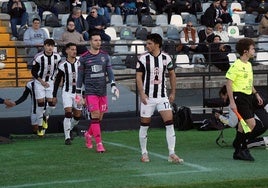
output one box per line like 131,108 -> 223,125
233,92 -> 254,120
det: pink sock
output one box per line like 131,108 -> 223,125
91,120 -> 102,144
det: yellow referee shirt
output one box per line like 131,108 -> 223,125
225,59 -> 253,95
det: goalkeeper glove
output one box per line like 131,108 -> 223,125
111,82 -> 119,99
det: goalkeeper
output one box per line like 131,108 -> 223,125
76,31 -> 119,153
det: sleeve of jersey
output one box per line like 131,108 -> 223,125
106,56 -> 115,83
136,56 -> 145,73
76,59 -> 84,93
225,63 -> 237,81
15,87 -> 31,105
167,55 -> 175,71
53,69 -> 64,97
31,59 -> 40,79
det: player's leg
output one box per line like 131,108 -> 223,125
43,82 -> 56,129
84,95 -> 106,152
34,81 -> 46,137
139,98 -> 154,162
158,99 -> 183,164
70,103 -> 82,140
63,108 -> 72,145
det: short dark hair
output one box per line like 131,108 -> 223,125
44,39 -> 55,46
147,33 -> 162,48
235,38 -> 255,56
65,42 -> 76,49
32,18 -> 40,23
89,30 -> 101,40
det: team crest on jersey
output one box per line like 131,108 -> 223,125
101,56 -> 105,62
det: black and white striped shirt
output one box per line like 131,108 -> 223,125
31,51 -> 61,83
136,52 -> 174,98
53,59 -> 79,97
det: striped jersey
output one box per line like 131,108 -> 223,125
31,51 -> 61,83
136,51 -> 174,98
53,59 -> 79,97
76,50 -> 114,96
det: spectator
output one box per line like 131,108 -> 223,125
120,0 -> 137,22
68,6 -> 89,41
259,10 -> 268,35
7,0 -> 28,41
33,0 -> 58,21
201,0 -> 222,27
57,20 -> 88,56
23,18 -> 49,69
156,0 -> 178,24
219,0 -> 232,24
214,23 -> 229,43
70,0 -> 82,11
86,7 -> 111,42
244,0 -> 266,14
197,26 -> 215,57
175,0 -> 196,16
85,0 -> 106,15
180,21 -> 199,54
210,35 -> 231,71
103,0 -> 122,23
136,0 -> 149,24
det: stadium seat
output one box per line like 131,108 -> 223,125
231,14 -> 245,26
166,26 -> 180,40
184,14 -> 198,26
114,40 -> 132,60
105,27 -> 120,41
227,26 -> 244,38
1,2 -> 8,14
155,14 -> 168,26
120,27 -> 135,40
244,14 -> 258,25
125,15 -> 139,27
110,15 -> 124,27
170,15 -> 185,29
111,56 -> 126,70
227,53 -> 237,65
42,11 -> 53,22
175,54 -> 194,68
41,27 -> 51,38
202,3 -> 211,13
257,36 -> 268,51
130,40 -> 145,54
256,52 -> 268,65
60,14 -> 69,27
24,1 -> 38,13
52,27 -> 65,41
135,27 -> 148,41
141,15 -> 156,27
151,26 -> 165,39
192,54 -> 206,68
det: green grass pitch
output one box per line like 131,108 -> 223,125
0,128 -> 267,188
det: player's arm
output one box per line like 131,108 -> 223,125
167,61 -> 176,103
107,56 -> 119,98
15,86 -> 31,105
252,86 -> 263,106
52,69 -> 64,105
136,60 -> 147,104
226,79 -> 236,112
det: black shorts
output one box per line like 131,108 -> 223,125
233,92 -> 254,120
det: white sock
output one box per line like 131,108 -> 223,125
63,117 -> 71,140
139,126 -> 149,155
71,118 -> 79,130
36,106 -> 45,126
166,125 -> 176,155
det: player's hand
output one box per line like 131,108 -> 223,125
111,86 -> 119,99
75,94 -> 83,107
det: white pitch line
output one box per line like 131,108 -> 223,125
0,141 -> 212,188
104,141 -> 212,172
